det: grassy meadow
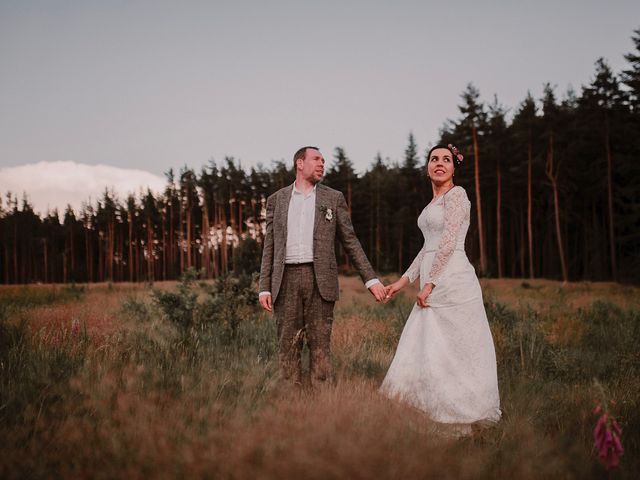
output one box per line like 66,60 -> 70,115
1,274 -> 639,479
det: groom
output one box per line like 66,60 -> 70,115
259,146 -> 386,387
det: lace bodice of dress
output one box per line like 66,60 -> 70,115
402,186 -> 470,284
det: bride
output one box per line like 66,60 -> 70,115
381,144 -> 501,433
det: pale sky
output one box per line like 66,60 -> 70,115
1,0 -> 639,213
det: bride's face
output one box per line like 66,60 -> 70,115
427,148 -> 454,183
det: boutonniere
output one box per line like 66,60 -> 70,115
319,205 -> 333,221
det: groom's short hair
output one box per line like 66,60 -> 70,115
293,146 -> 320,168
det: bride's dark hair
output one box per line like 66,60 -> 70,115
426,144 -> 464,168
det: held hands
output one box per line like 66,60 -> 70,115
380,277 -> 434,307
382,276 -> 410,304
368,282 -> 387,303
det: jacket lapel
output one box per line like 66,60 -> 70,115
279,184 -> 294,239
313,184 -> 327,235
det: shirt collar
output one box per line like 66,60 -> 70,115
292,182 -> 317,197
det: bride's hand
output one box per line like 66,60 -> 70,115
383,283 -> 400,303
383,277 -> 409,303
416,283 -> 434,308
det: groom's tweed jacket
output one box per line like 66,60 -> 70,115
259,183 -> 376,303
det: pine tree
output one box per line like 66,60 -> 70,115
459,83 -> 488,273
325,147 -> 357,268
512,93 -> 538,278
542,84 -> 568,282
622,28 -> 640,111
141,189 -> 159,282
581,58 -> 627,281
487,96 -> 509,278
63,205 -> 77,282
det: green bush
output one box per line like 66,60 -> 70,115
199,273 -> 258,340
150,269 -> 258,342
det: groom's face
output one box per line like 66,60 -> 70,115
298,148 -> 325,183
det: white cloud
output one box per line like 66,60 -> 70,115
0,161 -> 166,216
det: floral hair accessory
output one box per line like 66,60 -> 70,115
447,144 -> 464,166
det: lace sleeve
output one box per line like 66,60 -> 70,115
402,243 -> 426,283
425,187 -> 468,285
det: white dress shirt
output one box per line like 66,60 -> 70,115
285,182 -> 317,263
259,182 -> 380,297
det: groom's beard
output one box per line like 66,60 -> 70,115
308,173 -> 324,184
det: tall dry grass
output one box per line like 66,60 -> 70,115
1,277 -> 638,479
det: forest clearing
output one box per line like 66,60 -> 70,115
1,275 -> 638,478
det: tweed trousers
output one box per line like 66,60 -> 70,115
273,264 -> 335,386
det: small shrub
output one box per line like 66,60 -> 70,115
150,269 -> 258,342
120,296 -> 151,322
151,269 -> 200,332
199,273 -> 258,341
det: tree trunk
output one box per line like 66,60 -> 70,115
4,245 -> 9,284
398,227 -> 403,274
221,203 -> 228,274
375,180 -> 381,270
519,206 -> 525,277
604,114 -> 617,281
169,200 -> 174,279
472,126 -> 487,273
202,203 -> 211,278
43,237 -> 48,283
147,217 -> 153,282
213,200 -> 219,278
186,198 -> 192,270
238,198 -> 243,238
346,179 -> 352,269
229,191 -> 236,270
98,234 -> 104,282
128,212 -> 134,282
69,224 -> 75,280
545,133 -> 568,283
582,201 -> 590,278
119,225 -> 124,281
161,210 -> 166,281
135,231 -> 141,282
63,251 -> 67,283
13,223 -> 18,282
85,228 -> 91,282
179,199 -> 184,275
368,184 -> 374,262
527,129 -> 534,279
496,158 -> 503,278
107,221 -> 115,281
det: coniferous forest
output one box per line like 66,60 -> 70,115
2,29 -> 640,285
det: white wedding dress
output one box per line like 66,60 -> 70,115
380,186 -> 501,431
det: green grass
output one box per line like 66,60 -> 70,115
0,280 -> 638,479
0,284 -> 85,311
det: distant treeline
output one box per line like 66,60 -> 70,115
1,29 -> 640,284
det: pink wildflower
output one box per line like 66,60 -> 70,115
593,408 -> 624,469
